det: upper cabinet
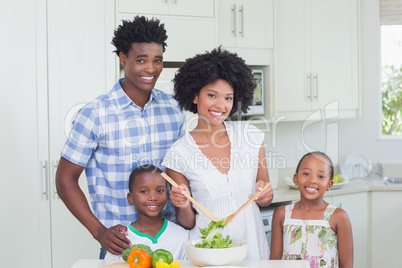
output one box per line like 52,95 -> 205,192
273,0 -> 360,121
216,0 -> 274,65
118,0 -> 214,17
117,0 -> 216,62
216,0 -> 273,49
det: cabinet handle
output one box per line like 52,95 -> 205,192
42,161 -> 49,200
53,160 -> 60,199
238,5 -> 244,37
231,5 -> 237,37
307,73 -> 312,101
314,73 -> 318,100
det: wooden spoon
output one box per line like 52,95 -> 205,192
225,182 -> 271,225
161,173 -> 220,222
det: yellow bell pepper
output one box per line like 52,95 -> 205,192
155,261 -> 180,268
155,261 -> 170,268
169,261 -> 180,268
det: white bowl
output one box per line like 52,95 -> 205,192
185,239 -> 248,267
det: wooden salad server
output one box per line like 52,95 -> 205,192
225,182 -> 271,225
161,172 -> 220,223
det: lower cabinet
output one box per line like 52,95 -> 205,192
331,192 -> 369,268
370,191 -> 402,268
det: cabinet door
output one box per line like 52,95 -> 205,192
118,0 -> 214,17
371,191 -> 402,268
118,0 -> 168,15
216,0 -> 237,47
332,192 -> 368,268
235,0 -> 273,48
170,0 -> 214,17
217,0 -> 273,49
310,0 -> 359,111
118,13 -> 216,62
47,0 -> 116,267
0,1 -> 51,267
274,0 -> 312,114
274,0 -> 359,120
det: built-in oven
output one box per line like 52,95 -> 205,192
260,205 -> 279,249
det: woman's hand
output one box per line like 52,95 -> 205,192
251,180 -> 274,207
169,184 -> 191,209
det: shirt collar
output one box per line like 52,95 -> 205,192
112,78 -> 162,110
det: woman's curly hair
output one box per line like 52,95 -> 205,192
111,16 -> 168,56
173,47 -> 256,116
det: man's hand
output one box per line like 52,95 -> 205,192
97,224 -> 131,255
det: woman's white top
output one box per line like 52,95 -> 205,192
162,121 -> 269,260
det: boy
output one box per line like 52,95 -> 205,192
105,165 -> 188,260
56,16 -> 185,258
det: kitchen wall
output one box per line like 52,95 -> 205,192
266,0 -> 402,172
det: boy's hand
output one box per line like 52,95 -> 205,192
169,184 -> 191,208
97,224 -> 131,255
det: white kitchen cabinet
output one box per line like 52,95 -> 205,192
1,1 -> 49,267
273,0 -> 360,121
290,191 -> 368,267
46,0 -> 116,267
117,11 -> 216,62
216,0 -> 273,49
118,0 -> 214,18
331,192 -> 369,268
370,191 -> 402,268
1,0 -> 115,267
216,0 -> 273,65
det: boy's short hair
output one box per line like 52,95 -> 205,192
296,151 -> 334,180
111,15 -> 168,56
128,164 -> 163,192
173,47 -> 256,116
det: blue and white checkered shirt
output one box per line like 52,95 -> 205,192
61,78 -> 185,228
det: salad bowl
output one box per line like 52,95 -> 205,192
185,239 -> 248,267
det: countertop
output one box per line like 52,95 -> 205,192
271,175 -> 402,204
72,259 -> 311,268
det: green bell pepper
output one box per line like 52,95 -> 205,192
151,249 -> 173,267
122,244 -> 154,261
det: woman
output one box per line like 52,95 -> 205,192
162,47 -> 274,259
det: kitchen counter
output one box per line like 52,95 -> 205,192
272,175 -> 402,204
72,259 -> 311,268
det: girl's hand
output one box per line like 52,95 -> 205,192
169,184 -> 191,208
250,180 -> 274,207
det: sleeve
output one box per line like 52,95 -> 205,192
240,122 -> 265,150
177,109 -> 186,140
161,139 -> 187,174
60,105 -> 100,167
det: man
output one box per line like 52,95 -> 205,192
56,16 -> 185,258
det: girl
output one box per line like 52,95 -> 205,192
162,47 -> 274,260
270,152 -> 353,268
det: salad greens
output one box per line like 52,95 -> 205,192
195,219 -> 233,249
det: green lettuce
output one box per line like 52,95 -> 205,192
195,219 -> 233,248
